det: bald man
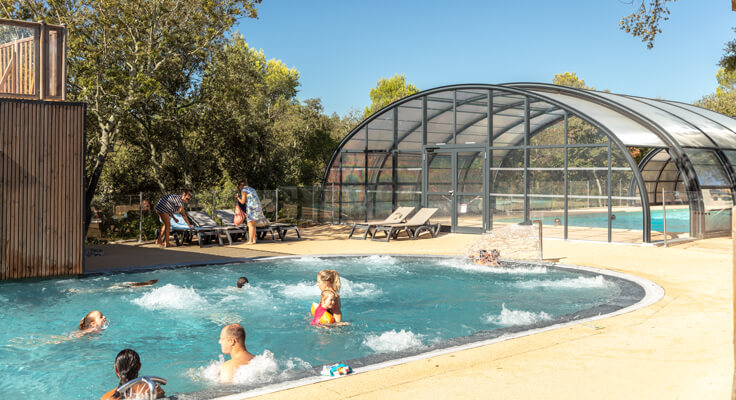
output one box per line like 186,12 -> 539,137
218,323 -> 255,383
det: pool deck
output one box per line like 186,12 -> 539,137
85,225 -> 733,399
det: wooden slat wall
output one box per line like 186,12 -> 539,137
0,99 -> 85,280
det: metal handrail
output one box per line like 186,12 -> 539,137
116,376 -> 167,400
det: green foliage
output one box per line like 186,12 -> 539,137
552,72 -> 593,90
618,0 -> 677,49
364,74 -> 419,117
696,68 -> 736,117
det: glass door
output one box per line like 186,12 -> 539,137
425,147 -> 487,233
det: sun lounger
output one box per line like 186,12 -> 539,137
187,210 -> 245,245
371,208 -> 441,242
214,210 -> 301,241
158,213 -> 221,247
348,206 -> 415,240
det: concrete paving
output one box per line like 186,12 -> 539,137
85,225 -> 734,399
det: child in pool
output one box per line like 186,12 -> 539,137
316,269 -> 343,322
311,289 -> 349,327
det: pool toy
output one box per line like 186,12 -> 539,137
321,363 -> 352,376
311,302 -> 336,324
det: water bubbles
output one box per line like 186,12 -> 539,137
132,284 -> 207,310
483,304 -> 552,326
362,330 -> 426,353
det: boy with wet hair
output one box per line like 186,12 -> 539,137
236,277 -> 249,288
218,323 -> 255,383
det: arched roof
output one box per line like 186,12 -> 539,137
330,83 -> 736,154
325,83 -> 736,192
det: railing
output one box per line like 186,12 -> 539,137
0,18 -> 66,101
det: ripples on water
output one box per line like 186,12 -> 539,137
0,256 -> 621,399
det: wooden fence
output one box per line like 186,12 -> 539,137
0,99 -> 85,280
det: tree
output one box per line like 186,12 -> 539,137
364,74 -> 419,117
619,0 -> 678,49
696,68 -> 736,116
552,72 -> 593,90
0,0 -> 261,232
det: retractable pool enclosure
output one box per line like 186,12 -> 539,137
323,83 -> 736,243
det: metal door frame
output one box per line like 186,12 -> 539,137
423,144 -> 488,233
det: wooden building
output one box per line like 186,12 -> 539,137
0,19 -> 85,280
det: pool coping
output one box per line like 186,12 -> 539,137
162,255 -> 664,400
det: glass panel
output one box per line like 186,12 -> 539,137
396,153 -> 422,185
595,92 -> 714,148
340,186 -> 364,223
367,184 -> 393,220
426,92 -> 454,145
457,151 -> 484,193
341,153 -> 364,184
492,91 -> 525,147
567,198 -> 610,241
0,24 -> 38,97
529,196 -> 565,239
343,127 -> 366,151
427,194 -> 452,227
611,202 -> 644,244
397,99 -> 423,151
529,148 -> 563,168
723,150 -> 736,166
612,170 -> 635,206
427,152 -> 452,193
529,170 -> 563,195
671,102 -> 736,147
568,146 -> 608,167
370,153 -> 391,184
491,170 -> 523,195
686,149 -> 729,186
568,116 -> 607,144
637,97 -> 736,149
529,113 -> 564,146
396,184 -> 421,206
456,90 -> 488,145
490,195 -> 525,228
568,170 -> 607,198
528,90 -> 665,147
491,149 -> 523,195
366,110 -> 394,151
457,194 -> 483,230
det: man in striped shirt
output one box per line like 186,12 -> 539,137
155,190 -> 193,247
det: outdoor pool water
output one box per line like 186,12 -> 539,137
0,256 -> 648,399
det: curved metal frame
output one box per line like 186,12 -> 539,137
322,82 -> 736,242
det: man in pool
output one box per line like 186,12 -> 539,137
218,323 -> 255,383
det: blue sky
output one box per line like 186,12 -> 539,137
237,1 -> 734,117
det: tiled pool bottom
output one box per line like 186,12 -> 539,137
0,256 -> 663,400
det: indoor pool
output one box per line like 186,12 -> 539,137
0,256 -> 652,399
529,208 -> 690,232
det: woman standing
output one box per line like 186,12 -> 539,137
155,190 -> 193,247
237,180 -> 266,244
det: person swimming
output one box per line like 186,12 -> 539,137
100,349 -> 165,399
236,276 -> 249,288
71,310 -> 108,337
311,289 -> 349,327
108,279 -> 158,289
316,269 -> 343,322
218,323 -> 255,383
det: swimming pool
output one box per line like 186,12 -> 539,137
528,208 -> 690,232
0,256 -> 659,399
